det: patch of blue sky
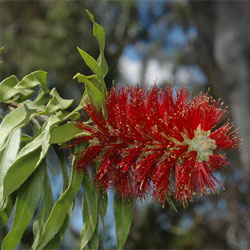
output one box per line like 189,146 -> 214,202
123,44 -> 142,61
137,0 -> 151,28
164,25 -> 188,52
137,0 -> 166,28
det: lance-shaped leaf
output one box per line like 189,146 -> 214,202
32,166 -> 83,249
166,193 -> 178,212
15,70 -> 49,92
32,167 -> 54,247
80,174 -> 99,250
86,9 -> 108,78
24,90 -> 51,110
77,47 -> 106,91
0,75 -> 33,103
43,204 -> 74,250
0,104 -> 36,151
98,192 -> 108,234
0,129 -> 21,202
74,73 -> 104,110
0,196 -> 14,230
1,164 -> 45,250
42,88 -> 74,115
86,220 -> 99,250
1,114 -> 61,201
114,196 -> 133,250
50,123 -> 83,144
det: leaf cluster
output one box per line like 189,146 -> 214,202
0,10 -> 133,250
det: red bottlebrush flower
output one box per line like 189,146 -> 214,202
72,84 -> 240,205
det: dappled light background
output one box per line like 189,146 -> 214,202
0,1 -> 249,249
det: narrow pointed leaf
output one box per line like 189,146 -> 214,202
86,220 -> 99,250
0,129 -> 21,201
74,73 -> 104,110
86,9 -> 108,77
0,75 -> 33,103
42,88 -> 74,114
0,104 -> 36,151
114,196 -> 133,250
16,70 -> 49,92
77,47 -> 106,90
0,196 -> 14,229
1,165 -> 45,250
32,167 -> 83,249
24,90 -> 51,110
43,204 -> 73,250
80,174 -> 99,250
98,193 -> 108,234
50,123 -> 83,144
2,114 -> 61,201
33,167 -> 54,246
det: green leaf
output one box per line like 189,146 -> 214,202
114,196 -> 133,250
41,88 -> 74,115
1,114 -> 61,201
77,47 -> 106,91
54,147 -> 69,191
0,75 -> 33,103
0,104 -> 36,151
33,167 -> 54,247
86,10 -> 108,77
1,164 -> 45,250
50,123 -> 83,144
43,204 -> 73,249
0,129 -> 21,201
24,90 -> 51,110
166,193 -> 178,212
80,174 -> 99,250
74,73 -> 104,110
98,192 -> 108,234
16,70 -> 49,92
0,196 -> 14,229
64,92 -> 88,121
32,166 -> 83,249
85,220 -> 99,250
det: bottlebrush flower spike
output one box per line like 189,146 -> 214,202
72,84 -> 240,205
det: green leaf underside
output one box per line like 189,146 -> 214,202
80,174 -> 99,250
24,90 -> 51,110
0,104 -> 36,151
32,166 -> 83,249
0,129 -> 21,201
1,165 -> 45,250
43,88 -> 74,114
114,196 -> 133,250
0,75 -> 33,103
16,70 -> 49,92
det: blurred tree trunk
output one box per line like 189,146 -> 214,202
189,1 -> 250,175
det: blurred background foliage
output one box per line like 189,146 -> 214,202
0,0 -> 250,249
